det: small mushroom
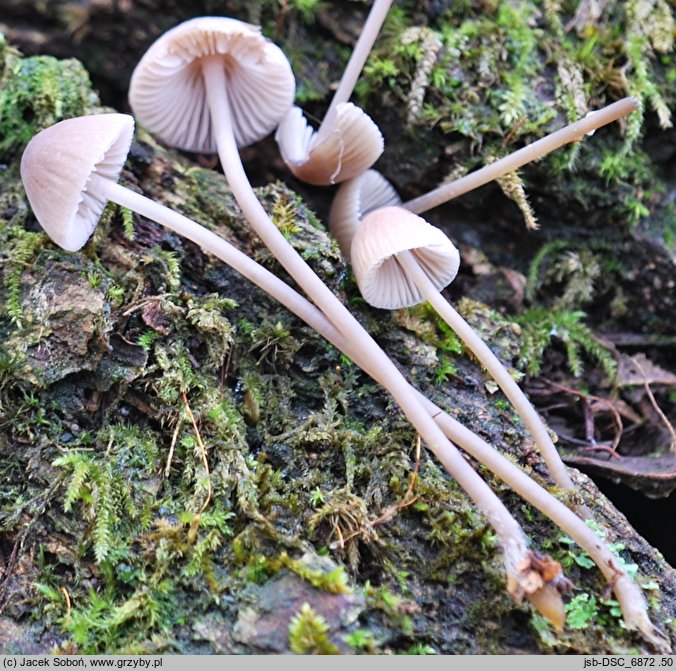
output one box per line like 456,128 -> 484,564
330,169 -> 401,258
127,17 -> 386,394
21,113 -> 135,252
129,17 -> 295,152
19,113 -> 342,344
126,22 -> 541,567
275,102 -> 383,185
330,175 -> 666,647
351,207 -> 461,310
331,176 -> 575,493
275,0 -> 392,184
403,97 -> 640,215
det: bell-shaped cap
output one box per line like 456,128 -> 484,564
21,114 -> 134,251
129,17 -> 295,153
351,206 -> 460,309
275,102 -> 383,185
329,169 -> 400,258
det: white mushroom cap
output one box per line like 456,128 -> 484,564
351,206 -> 460,309
329,169 -> 400,258
129,17 -> 295,152
275,102 -> 384,185
20,114 -> 134,251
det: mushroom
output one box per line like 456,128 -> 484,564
127,16 -> 383,356
327,99 -> 641,494
330,168 -> 401,258
129,17 -> 295,153
275,102 -> 384,185
330,172 -> 575,493
21,113 -> 548,619
329,174 -> 666,647
19,113 -> 336,343
275,0 -> 392,184
403,97 -> 640,215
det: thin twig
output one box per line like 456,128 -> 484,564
539,379 -> 624,452
632,356 -> 676,454
181,391 -> 212,515
164,420 -> 181,478
220,342 -> 234,388
60,586 -> 72,627
503,116 -> 527,147
120,293 -> 177,317
275,0 -> 289,39
331,436 -> 422,548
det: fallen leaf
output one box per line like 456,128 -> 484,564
617,353 -> 676,388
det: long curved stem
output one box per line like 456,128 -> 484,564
86,174 -> 663,647
397,249 -> 576,492
413,394 -> 664,648
403,97 -> 639,215
88,174 -> 344,348
321,0 -> 393,129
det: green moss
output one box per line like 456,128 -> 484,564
351,0 -> 672,235
288,603 -> 339,654
0,226 -> 44,326
235,551 -> 352,595
343,628 -> 378,653
0,53 -> 99,162
515,307 -> 617,378
396,302 -> 464,357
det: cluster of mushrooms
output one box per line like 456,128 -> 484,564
19,1 -> 668,650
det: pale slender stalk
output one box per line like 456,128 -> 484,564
86,174 -> 663,646
321,0 -> 393,131
87,174 -> 343,346
403,97 -> 639,214
397,249 -> 575,491
201,56 -> 457,445
413,394 -> 665,649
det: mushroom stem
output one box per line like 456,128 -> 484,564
82,174 -> 664,645
201,55 -> 347,334
321,0 -> 393,131
403,97 -> 639,215
397,248 -> 576,492
413,393 -> 667,650
86,171 -> 533,596
86,174 -> 344,348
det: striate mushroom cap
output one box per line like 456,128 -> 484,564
351,206 -> 460,310
20,114 -> 135,252
129,16 -> 295,153
275,102 -> 384,185
329,169 -> 400,258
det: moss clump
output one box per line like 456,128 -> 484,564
288,602 -> 339,654
515,307 -> 617,378
350,0 -> 672,254
0,50 -> 100,162
0,226 -> 45,327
